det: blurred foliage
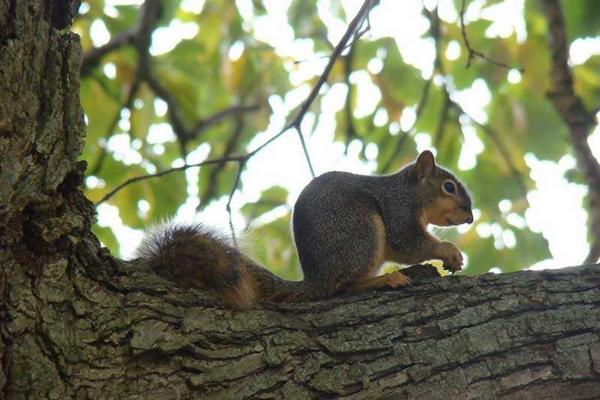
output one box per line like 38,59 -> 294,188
76,0 -> 599,277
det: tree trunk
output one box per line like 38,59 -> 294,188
1,1 -> 600,399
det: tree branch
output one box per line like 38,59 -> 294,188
30,259 -> 600,398
95,155 -> 248,206
541,0 -> 600,264
285,1 -> 373,136
189,104 -> 260,138
343,45 -> 358,149
96,0 -> 376,216
81,30 -> 137,76
379,6 -> 439,173
425,5 -> 529,201
459,0 -> 523,72
81,0 -> 161,76
226,159 -> 246,246
143,72 -> 191,144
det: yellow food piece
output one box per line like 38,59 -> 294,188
381,261 -> 450,277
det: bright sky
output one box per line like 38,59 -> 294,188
88,0 -> 600,271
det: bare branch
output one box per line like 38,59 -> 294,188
288,1 -> 373,131
410,5 -> 529,201
96,0 -> 376,224
81,30 -> 137,76
459,0 -> 523,72
95,155 -> 247,206
81,0 -> 161,76
379,6 -> 441,173
343,45 -> 358,149
189,104 -> 260,138
541,0 -> 600,264
226,160 -> 246,245
143,72 -> 190,143
293,123 -> 316,178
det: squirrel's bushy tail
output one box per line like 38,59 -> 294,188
136,223 -> 313,308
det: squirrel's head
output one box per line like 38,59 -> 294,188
411,150 -> 473,227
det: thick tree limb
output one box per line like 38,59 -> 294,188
541,0 -> 600,264
6,248 -> 600,399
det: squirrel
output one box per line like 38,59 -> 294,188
137,150 -> 473,309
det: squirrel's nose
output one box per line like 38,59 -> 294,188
460,205 -> 474,224
466,211 -> 473,224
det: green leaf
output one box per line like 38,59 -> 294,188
240,186 -> 289,222
561,0 -> 600,40
244,213 -> 300,280
378,44 -> 425,110
93,225 -> 119,255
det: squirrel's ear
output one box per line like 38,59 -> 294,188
413,150 -> 436,179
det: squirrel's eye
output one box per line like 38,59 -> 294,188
443,180 -> 456,195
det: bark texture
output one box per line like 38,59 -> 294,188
6,252 -> 600,400
1,1 -> 600,399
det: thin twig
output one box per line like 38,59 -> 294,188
244,0 -> 374,173
294,123 -> 316,178
96,0 -> 376,237
379,4 -> 441,173
287,1 -> 373,133
459,0 -> 523,72
226,160 -> 246,246
293,14 -> 371,66
244,0 -> 375,160
95,155 -> 248,206
441,3 -> 528,198
343,44 -> 358,150
190,105 -> 260,138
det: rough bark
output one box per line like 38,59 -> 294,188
5,252 -> 600,400
1,1 -> 600,399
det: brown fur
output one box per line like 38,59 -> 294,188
218,267 -> 257,309
343,213 -> 411,293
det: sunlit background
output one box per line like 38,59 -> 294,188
77,0 -> 600,275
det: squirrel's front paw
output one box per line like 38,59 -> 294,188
438,241 -> 463,273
